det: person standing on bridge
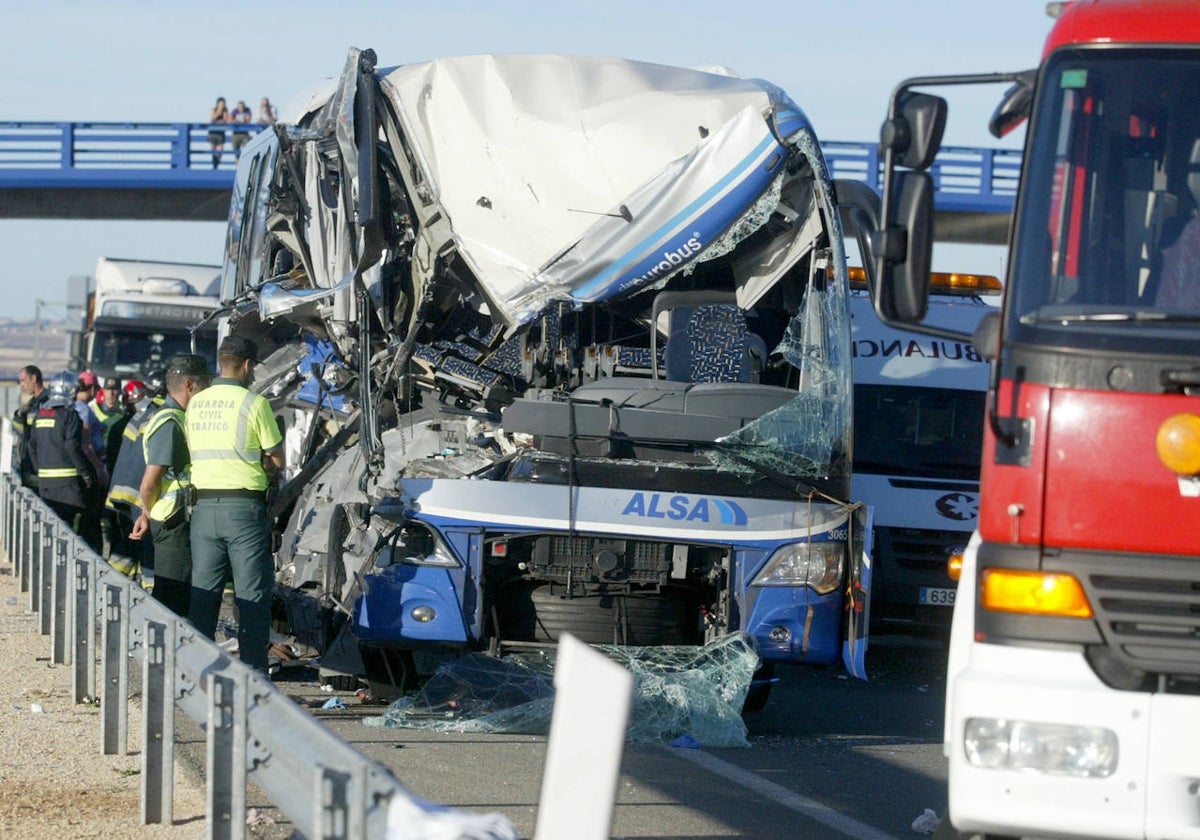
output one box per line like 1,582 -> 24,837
258,97 -> 277,126
231,99 -> 252,159
208,96 -> 230,169
185,336 -> 283,673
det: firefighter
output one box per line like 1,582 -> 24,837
104,379 -> 152,477
130,354 -> 211,617
185,336 -> 283,673
27,371 -> 98,542
103,394 -> 160,580
13,365 -> 47,489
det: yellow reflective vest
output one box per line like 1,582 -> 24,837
143,406 -> 189,522
185,379 -> 282,491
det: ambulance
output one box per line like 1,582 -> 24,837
850,272 -> 998,632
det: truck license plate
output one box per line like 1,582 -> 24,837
919,586 -> 956,607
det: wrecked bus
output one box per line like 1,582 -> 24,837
218,49 -> 875,704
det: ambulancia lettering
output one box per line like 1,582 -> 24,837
621,492 -> 748,526
852,338 -> 984,363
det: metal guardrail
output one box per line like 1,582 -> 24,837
0,470 -> 518,840
0,122 -> 1020,214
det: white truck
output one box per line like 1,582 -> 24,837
79,257 -> 222,380
849,273 -> 997,633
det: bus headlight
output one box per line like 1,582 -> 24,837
751,542 -> 844,594
963,717 -> 1118,778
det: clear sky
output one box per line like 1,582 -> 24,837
0,0 -> 1053,321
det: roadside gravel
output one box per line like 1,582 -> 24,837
0,559 -> 209,838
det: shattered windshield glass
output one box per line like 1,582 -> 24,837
712,131 -> 852,484
364,633 -> 759,748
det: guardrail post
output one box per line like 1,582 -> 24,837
314,765 -> 362,840
101,582 -> 130,755
208,669 -> 247,840
1,478 -> 10,563
142,618 -> 176,825
16,495 -> 29,591
39,515 -> 54,633
26,507 -> 40,605
51,533 -> 71,663
73,547 -> 96,702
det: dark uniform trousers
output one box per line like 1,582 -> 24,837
188,495 -> 273,672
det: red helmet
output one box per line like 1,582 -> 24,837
123,379 -> 148,404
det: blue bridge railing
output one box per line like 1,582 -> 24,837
0,122 -> 268,188
0,122 -> 1019,214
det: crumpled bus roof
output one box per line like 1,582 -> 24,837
290,52 -> 820,326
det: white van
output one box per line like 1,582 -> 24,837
849,272 -> 999,632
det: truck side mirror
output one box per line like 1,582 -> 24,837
888,172 -> 931,324
989,69 -> 1036,139
882,92 -> 947,171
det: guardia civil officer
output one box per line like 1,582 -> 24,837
27,371 -> 98,536
185,336 -> 283,672
130,354 -> 211,617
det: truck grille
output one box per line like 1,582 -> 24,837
1088,566 -> 1200,675
875,527 -> 965,572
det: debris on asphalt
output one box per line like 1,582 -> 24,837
911,807 -> 940,835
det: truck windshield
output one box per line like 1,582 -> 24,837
853,384 -> 984,479
1008,48 -> 1200,354
93,327 -> 218,377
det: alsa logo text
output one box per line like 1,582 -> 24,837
621,492 -> 748,526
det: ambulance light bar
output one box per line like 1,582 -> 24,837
844,266 -> 1003,296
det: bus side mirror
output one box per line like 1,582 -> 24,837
833,178 -> 881,291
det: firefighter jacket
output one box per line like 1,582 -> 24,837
105,402 -> 160,514
27,403 -> 96,509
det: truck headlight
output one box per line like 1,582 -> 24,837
963,717 -> 1118,778
750,542 -> 844,594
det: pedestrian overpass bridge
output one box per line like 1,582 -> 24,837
0,121 -> 1018,244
